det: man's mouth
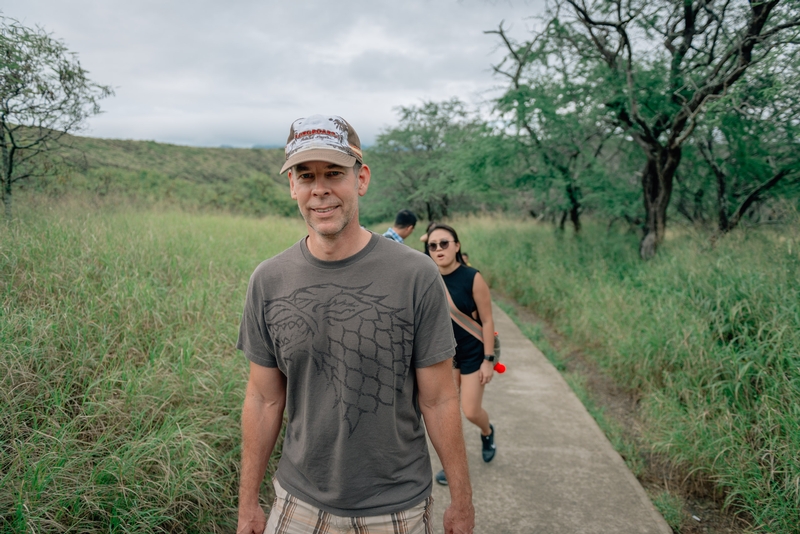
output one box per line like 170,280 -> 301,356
312,206 -> 337,213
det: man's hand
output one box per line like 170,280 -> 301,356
443,500 -> 475,534
236,504 -> 266,534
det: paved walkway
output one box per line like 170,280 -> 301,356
428,303 -> 672,534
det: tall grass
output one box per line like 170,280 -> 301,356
457,217 -> 800,533
1,203 -> 306,532
4,203 -> 798,532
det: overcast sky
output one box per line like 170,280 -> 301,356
5,0 -> 546,147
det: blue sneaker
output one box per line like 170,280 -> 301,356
481,424 -> 496,463
434,469 -> 448,486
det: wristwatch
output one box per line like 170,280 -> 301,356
484,354 -> 496,362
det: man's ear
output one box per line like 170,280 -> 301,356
288,169 -> 298,199
357,164 -> 371,197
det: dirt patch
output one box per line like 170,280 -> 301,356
494,293 -> 751,534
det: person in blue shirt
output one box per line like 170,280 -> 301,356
383,209 -> 417,244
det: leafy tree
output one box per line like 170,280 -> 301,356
489,22 -> 618,232
1,15 -> 112,219
366,99 -> 505,223
693,50 -> 800,236
545,0 -> 800,258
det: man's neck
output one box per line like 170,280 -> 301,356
306,222 -> 372,261
393,226 -> 413,241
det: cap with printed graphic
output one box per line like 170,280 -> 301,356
280,115 -> 363,174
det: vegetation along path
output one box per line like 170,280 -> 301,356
429,303 -> 671,534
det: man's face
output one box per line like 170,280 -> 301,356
288,161 -> 370,239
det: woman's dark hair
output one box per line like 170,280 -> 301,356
426,223 -> 465,265
422,221 -> 436,255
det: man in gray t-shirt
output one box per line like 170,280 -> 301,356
236,115 -> 474,534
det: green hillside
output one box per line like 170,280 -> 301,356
28,135 -> 297,217
69,136 -> 286,183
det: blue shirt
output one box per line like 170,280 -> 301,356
383,227 -> 403,243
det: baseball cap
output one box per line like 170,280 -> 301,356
280,115 -> 363,174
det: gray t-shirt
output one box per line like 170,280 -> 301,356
237,232 -> 456,516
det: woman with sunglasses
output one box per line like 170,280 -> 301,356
426,223 -> 497,485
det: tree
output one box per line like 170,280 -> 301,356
696,49 -> 800,236
1,15 -> 112,219
547,0 -> 800,258
489,22 -> 621,232
366,99 -> 500,223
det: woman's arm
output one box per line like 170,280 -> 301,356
472,272 -> 495,385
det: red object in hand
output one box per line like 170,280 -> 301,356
494,362 -> 506,374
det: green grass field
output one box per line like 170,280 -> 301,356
455,218 -> 800,533
2,204 -> 799,533
1,203 -> 306,532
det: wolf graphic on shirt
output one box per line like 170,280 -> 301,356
263,283 -> 414,436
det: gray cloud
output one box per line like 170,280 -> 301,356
5,0 -> 545,146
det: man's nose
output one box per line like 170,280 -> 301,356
311,177 -> 331,195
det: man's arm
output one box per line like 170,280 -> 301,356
237,362 -> 287,534
417,359 -> 475,534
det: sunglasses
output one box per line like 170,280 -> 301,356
428,240 -> 453,251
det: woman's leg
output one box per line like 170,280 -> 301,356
459,371 -> 491,435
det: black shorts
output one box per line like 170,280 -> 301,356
453,351 -> 483,375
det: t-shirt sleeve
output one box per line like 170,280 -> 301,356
236,272 -> 278,368
412,273 -> 457,368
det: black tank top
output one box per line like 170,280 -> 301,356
442,265 -> 484,359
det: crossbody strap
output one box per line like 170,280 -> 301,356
443,284 -> 484,343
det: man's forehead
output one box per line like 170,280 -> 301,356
295,161 -> 348,171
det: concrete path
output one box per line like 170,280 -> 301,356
428,303 -> 672,534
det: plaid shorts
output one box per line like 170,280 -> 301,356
264,479 -> 434,534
